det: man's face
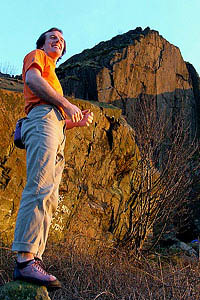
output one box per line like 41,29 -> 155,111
42,30 -> 65,62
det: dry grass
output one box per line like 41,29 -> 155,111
1,239 -> 200,300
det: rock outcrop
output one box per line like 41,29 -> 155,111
0,90 -> 26,245
55,27 -> 200,244
57,27 -> 198,134
0,89 -> 145,250
0,73 -> 23,93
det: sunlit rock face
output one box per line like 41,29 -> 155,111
57,27 -> 198,134
0,90 -> 142,250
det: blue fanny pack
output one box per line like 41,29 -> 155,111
14,117 -> 27,149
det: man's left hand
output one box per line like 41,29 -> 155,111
77,110 -> 94,127
65,109 -> 94,129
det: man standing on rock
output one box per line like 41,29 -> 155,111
12,27 -> 93,289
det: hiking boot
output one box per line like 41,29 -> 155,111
13,259 -> 62,289
34,257 -> 46,269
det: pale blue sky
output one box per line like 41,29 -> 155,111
1,0 -> 200,75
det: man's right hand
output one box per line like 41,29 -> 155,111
25,68 -> 83,122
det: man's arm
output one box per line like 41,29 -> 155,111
25,67 -> 83,122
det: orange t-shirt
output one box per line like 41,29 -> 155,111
22,49 -> 65,117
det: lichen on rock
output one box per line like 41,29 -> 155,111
0,281 -> 51,300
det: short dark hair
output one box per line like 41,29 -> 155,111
36,27 -> 66,62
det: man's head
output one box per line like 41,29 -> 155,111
36,28 -> 66,62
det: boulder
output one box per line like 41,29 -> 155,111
0,281 -> 50,300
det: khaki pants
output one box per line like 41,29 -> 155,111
12,105 -> 66,259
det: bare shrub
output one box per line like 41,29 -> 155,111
0,61 -> 18,76
118,94 -> 199,252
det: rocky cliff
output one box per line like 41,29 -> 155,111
57,27 -> 198,135
0,89 -> 148,251
0,27 -> 199,253
56,27 -> 200,244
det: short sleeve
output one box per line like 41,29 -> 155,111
23,50 -> 46,78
